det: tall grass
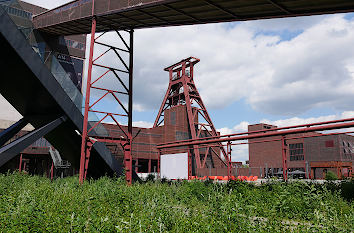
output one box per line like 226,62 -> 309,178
0,173 -> 352,232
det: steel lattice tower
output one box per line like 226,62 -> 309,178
154,57 -> 230,174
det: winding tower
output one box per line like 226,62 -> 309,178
154,57 -> 230,174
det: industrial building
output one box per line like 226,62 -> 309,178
248,123 -> 354,179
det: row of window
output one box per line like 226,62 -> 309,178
3,6 -> 32,19
290,155 -> 304,161
290,148 -> 303,156
289,143 -> 304,161
59,38 -> 85,51
343,148 -> 353,154
342,141 -> 352,148
289,143 -> 303,150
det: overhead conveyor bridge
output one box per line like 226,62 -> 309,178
33,0 -> 354,36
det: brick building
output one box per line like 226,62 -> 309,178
103,104 -> 225,175
248,123 -> 353,179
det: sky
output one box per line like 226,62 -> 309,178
2,0 -> 354,162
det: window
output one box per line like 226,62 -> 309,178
4,6 -> 32,19
58,38 -> 85,51
170,111 -> 176,125
289,143 -> 304,161
325,140 -> 334,147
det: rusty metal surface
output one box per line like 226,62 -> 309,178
33,0 -> 354,35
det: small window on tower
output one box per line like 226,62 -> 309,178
170,111 -> 176,125
325,140 -> 334,147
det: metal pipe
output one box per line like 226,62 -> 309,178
157,121 -> 354,149
79,17 -> 96,184
159,117 -> 354,146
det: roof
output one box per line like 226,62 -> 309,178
33,0 -> 354,36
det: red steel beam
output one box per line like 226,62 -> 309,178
157,121 -> 354,149
158,130 -> 354,155
160,117 -> 354,146
79,16 -> 97,184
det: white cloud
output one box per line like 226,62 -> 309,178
218,111 -> 354,136
231,144 -> 249,164
0,95 -> 22,121
102,119 -> 153,128
242,14 -> 327,32
261,111 -> 354,128
132,121 -> 153,128
108,14 -> 354,116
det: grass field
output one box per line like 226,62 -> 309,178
0,173 -> 353,232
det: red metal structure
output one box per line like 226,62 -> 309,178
33,0 -> 354,36
158,118 -> 354,180
154,57 -> 230,175
30,0 -> 354,183
80,2 -> 134,184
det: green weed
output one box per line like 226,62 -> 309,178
0,173 -> 352,232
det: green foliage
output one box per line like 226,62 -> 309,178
325,171 -> 338,180
145,173 -> 155,182
0,173 -> 353,232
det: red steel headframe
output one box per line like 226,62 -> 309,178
154,57 -> 231,176
80,1 -> 134,184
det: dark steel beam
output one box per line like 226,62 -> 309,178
98,15 -> 132,31
266,0 -> 292,14
0,116 -> 67,167
137,9 -> 172,25
203,0 -> 240,19
115,12 -> 149,27
0,117 -> 28,147
163,4 -> 202,23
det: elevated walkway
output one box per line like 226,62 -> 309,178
33,0 -> 354,36
0,3 -> 128,178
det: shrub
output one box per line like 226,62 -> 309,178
325,171 -> 338,180
0,173 -> 352,232
145,173 -> 155,182
340,178 -> 354,201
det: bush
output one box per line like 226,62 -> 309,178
145,173 -> 155,182
325,171 -> 338,180
340,178 -> 354,201
0,173 -> 352,232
